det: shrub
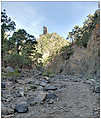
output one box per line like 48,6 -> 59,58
42,70 -> 54,77
60,45 -> 74,60
4,53 -> 24,68
82,31 -> 91,48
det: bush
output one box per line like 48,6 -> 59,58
82,31 -> 91,48
23,57 -> 32,66
42,70 -> 54,77
60,45 -> 74,59
4,53 -> 24,68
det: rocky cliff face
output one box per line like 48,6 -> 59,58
63,24 -> 100,80
46,19 -> 100,81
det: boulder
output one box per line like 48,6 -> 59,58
94,82 -> 100,93
16,88 -> 24,97
83,79 -> 96,86
44,85 -> 57,91
1,82 -> 6,89
34,80 -> 40,85
15,101 -> 28,113
45,93 -> 58,104
37,86 -> 43,91
44,76 -> 50,80
94,86 -> 100,93
5,66 -> 14,73
39,81 -> 47,87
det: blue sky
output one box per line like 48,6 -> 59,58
2,1 -> 98,39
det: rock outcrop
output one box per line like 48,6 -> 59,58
36,33 -> 69,67
62,22 -> 100,80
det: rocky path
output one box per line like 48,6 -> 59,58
1,70 -> 100,118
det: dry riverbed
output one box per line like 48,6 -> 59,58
1,69 -> 100,118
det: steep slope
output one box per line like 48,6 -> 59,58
63,18 -> 100,80
46,10 -> 100,81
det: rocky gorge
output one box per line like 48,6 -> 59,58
1,6 -> 100,118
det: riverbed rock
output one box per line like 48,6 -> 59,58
44,85 -> 57,91
27,91 -> 47,106
46,93 -> 57,100
1,103 -> 14,115
16,88 -> 24,97
40,81 -> 47,87
6,66 -> 14,73
83,79 -> 96,86
15,101 -> 28,113
1,82 -> 6,89
94,85 -> 100,93
44,76 -> 50,80
45,93 -> 58,104
34,80 -> 40,85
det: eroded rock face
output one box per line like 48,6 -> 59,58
46,22 -> 100,82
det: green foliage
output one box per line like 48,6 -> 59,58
42,56 -> 53,66
42,71 -> 49,76
1,9 -> 16,32
1,9 -> 38,70
81,31 -> 91,47
60,45 -> 70,53
67,9 -> 100,48
30,85 -> 37,90
1,10 -> 38,69
4,53 -> 34,69
7,69 -> 20,77
10,29 -> 37,55
2,66 -> 20,79
42,70 -> 54,77
60,45 -> 74,59
37,33 -> 70,67
1,9 -> 16,60
4,53 -> 24,67
24,57 -> 32,66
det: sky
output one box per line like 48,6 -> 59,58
1,1 -> 98,39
